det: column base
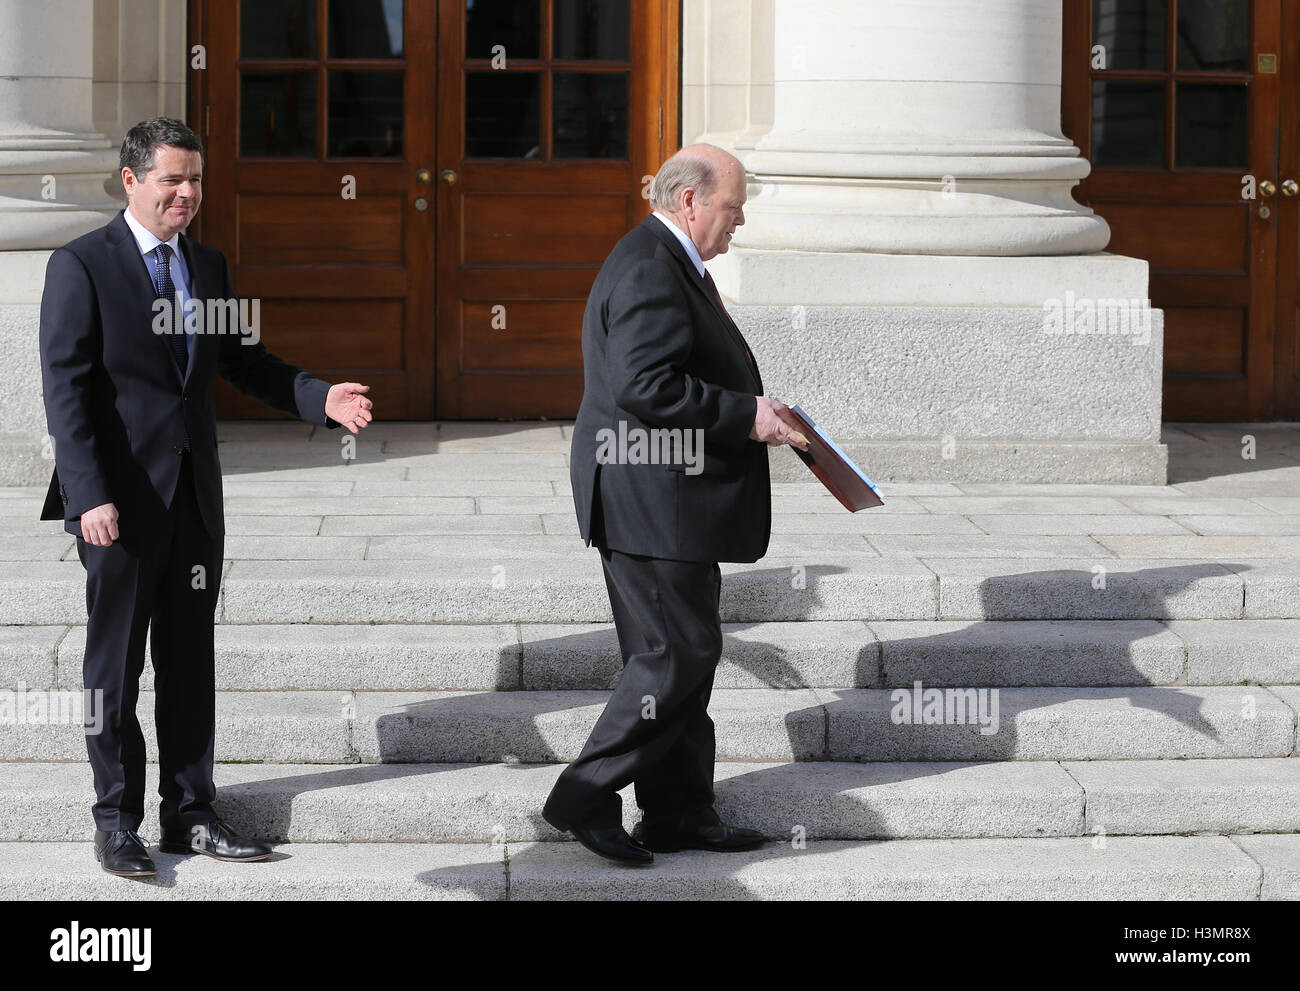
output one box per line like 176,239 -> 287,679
1,250 -> 55,486
721,252 -> 1165,484
769,439 -> 1168,485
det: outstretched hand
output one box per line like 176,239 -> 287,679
326,382 -> 374,434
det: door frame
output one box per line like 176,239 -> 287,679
1276,0 -> 1299,418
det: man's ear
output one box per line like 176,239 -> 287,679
121,167 -> 136,197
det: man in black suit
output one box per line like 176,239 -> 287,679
39,117 -> 374,877
542,144 -> 807,864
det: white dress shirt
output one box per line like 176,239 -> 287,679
123,207 -> 194,363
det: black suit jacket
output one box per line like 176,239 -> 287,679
38,210 -> 335,540
571,214 -> 770,563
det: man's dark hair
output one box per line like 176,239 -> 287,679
120,117 -> 204,178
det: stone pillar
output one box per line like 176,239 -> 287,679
0,0 -> 122,251
689,0 -> 1167,483
736,0 -> 1109,256
0,0 -> 123,484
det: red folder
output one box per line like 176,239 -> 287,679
774,404 -> 885,512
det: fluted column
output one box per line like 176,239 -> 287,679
0,0 -> 122,250
734,0 -> 1109,256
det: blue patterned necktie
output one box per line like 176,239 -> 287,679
152,244 -> 190,452
152,244 -> 188,376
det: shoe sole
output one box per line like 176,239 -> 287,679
636,836 -> 767,854
567,833 -> 655,866
157,842 -> 271,862
574,843 -> 655,867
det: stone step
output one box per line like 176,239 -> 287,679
4,687 -> 1295,763
3,758 -> 1298,843
15,619 -> 1300,692
2,834 -> 1294,900
4,557 -> 1297,624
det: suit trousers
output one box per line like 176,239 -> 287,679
543,546 -> 723,830
76,453 -> 223,833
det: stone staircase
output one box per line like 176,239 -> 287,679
0,421 -> 1297,899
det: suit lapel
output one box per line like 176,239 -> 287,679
108,211 -> 156,301
641,215 -> 760,386
642,216 -> 719,314
178,233 -> 204,384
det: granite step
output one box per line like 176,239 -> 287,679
4,557 -> 1297,624
3,687 -> 1295,763
2,834 -> 1294,900
12,619 -> 1300,692
2,758 -> 1298,843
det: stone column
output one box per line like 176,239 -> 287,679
0,0 -> 122,251
0,0 -> 123,484
736,0 -> 1110,256
690,0 -> 1166,483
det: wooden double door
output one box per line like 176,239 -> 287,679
189,0 -> 677,419
1064,0 -> 1300,420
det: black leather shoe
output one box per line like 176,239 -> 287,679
633,812 -> 766,853
568,822 -> 655,866
158,818 -> 271,862
94,829 -> 156,877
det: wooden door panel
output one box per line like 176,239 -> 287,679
460,193 -> 631,265
254,299 -> 407,366
433,0 -> 676,420
461,300 -> 587,369
457,374 -> 586,419
1102,203 -> 1249,270
1160,306 -> 1248,375
195,0 -> 437,420
192,0 -> 676,420
237,195 -> 407,264
1061,0 -> 1280,421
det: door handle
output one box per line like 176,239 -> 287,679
1283,179 -> 1299,197
440,169 -> 458,186
415,168 -> 432,184
1260,180 -> 1276,197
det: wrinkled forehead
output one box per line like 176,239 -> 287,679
714,165 -> 747,203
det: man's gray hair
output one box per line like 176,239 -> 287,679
649,154 -> 718,212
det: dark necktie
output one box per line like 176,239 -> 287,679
702,270 -> 759,377
152,244 -> 188,376
152,244 -> 191,452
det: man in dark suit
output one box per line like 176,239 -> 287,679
39,117 -> 374,877
542,144 -> 807,864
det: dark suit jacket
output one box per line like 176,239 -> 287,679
38,210 -> 335,540
571,214 -> 770,563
